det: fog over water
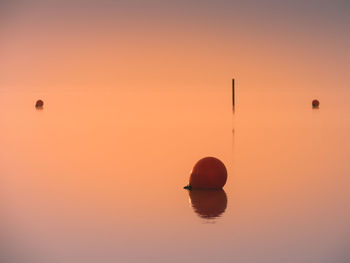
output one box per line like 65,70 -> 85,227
1,0 -> 349,93
1,1 -> 350,263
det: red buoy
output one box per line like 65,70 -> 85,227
312,99 -> 319,108
35,100 -> 44,108
188,157 -> 227,189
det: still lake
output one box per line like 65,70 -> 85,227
1,89 -> 350,263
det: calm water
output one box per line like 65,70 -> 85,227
1,89 -> 350,263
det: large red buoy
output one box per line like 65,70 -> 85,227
186,157 -> 227,189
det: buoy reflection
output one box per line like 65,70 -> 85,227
189,189 -> 227,219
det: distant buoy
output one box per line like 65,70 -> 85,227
186,157 -> 227,189
312,99 -> 319,108
35,100 -> 44,108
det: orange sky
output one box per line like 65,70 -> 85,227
0,1 -> 349,92
1,3 -> 350,261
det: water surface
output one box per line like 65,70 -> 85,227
1,89 -> 350,263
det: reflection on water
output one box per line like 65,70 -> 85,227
188,189 -> 227,220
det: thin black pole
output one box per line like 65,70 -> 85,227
232,78 -> 235,108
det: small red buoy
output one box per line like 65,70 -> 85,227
312,99 -> 319,108
187,157 -> 227,189
35,100 -> 44,108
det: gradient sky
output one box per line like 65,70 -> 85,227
1,0 -> 349,91
1,3 -> 350,262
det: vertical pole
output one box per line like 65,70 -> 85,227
232,78 -> 235,108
